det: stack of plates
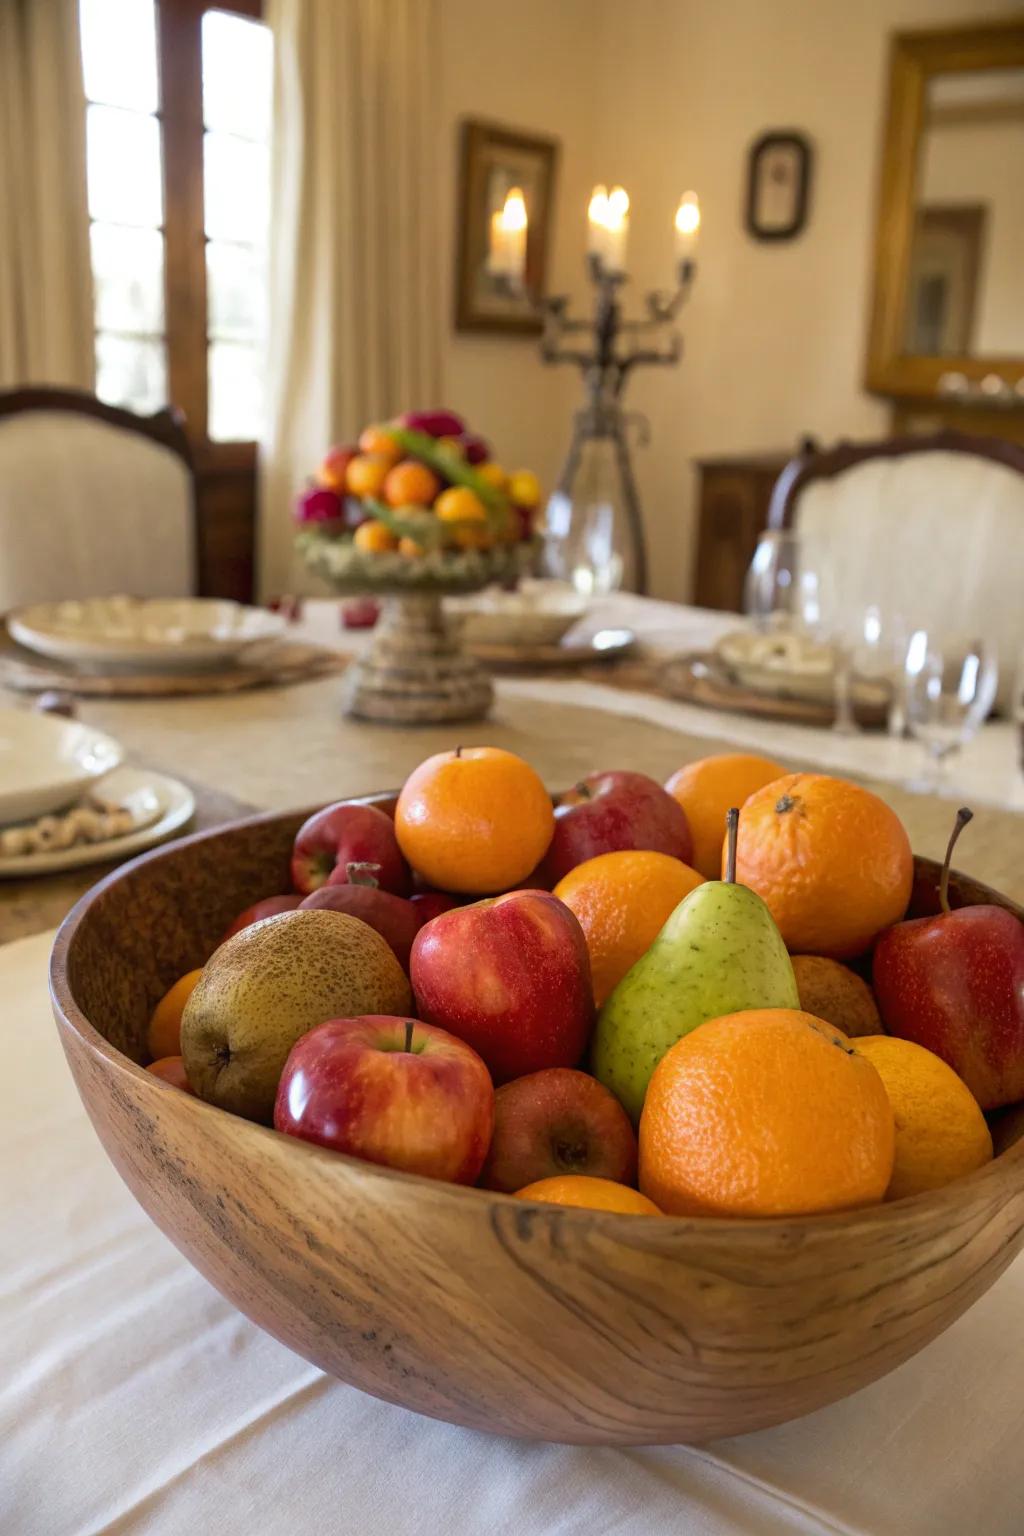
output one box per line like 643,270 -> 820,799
0,706 -> 194,877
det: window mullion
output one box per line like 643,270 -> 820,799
158,0 -> 209,442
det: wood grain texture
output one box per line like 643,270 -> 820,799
50,799 -> 1024,1445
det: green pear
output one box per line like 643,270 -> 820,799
591,809 -> 798,1123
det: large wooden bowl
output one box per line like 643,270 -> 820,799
50,799 -> 1024,1446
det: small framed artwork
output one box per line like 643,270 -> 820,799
745,132 -> 813,241
455,118 -> 559,335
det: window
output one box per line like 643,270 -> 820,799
79,0 -> 271,443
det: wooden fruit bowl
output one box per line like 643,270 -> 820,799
50,798 -> 1024,1446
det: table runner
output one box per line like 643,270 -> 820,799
3,927 -> 1024,1535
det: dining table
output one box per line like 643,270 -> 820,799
3,593 -> 1023,1535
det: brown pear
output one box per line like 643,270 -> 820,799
182,908 -> 412,1123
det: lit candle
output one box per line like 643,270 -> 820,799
487,209 -> 505,274
587,185 -> 610,264
604,185 -> 630,274
500,187 -> 527,281
674,190 -> 700,262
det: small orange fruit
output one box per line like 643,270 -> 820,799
146,969 -> 203,1060
436,435 -> 465,458
730,773 -> 913,958
383,460 -> 441,508
853,1035 -> 993,1200
515,1174 -> 662,1215
354,519 -> 399,554
358,425 -> 402,465
345,453 -> 391,499
395,746 -> 554,895
508,469 -> 541,508
639,1008 -> 895,1217
436,485 -> 491,549
476,461 -> 508,491
398,535 -> 425,558
665,752 -> 787,878
553,849 -> 705,1005
791,955 -> 881,1038
146,1055 -> 196,1094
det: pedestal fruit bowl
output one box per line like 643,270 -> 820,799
50,792 -> 1024,1446
294,411 -> 541,724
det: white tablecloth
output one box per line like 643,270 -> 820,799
4,929 -> 1024,1535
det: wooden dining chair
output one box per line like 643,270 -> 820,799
0,388 -> 199,607
767,429 -> 1024,705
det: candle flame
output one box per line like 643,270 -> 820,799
500,187 -> 527,232
675,191 -> 700,236
607,185 -> 630,221
588,185 -> 610,225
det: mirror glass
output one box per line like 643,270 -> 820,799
902,68 -> 1024,357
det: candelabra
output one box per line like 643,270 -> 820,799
534,253 -> 697,596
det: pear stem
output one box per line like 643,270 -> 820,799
347,861 -> 381,887
939,807 -> 973,915
725,807 -> 739,883
404,1020 -> 415,1053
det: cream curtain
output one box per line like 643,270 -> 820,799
0,0 -> 94,389
260,0 -> 442,598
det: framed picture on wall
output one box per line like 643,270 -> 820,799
455,118 -> 560,335
745,132 -> 813,241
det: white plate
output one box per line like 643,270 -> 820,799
8,597 -> 286,673
0,767 -> 195,877
447,580 -> 587,647
0,707 -> 123,823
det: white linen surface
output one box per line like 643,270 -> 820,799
4,929 -> 1023,1536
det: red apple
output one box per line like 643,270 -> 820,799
221,893 -> 302,943
410,890 -> 595,1084
274,1015 -> 493,1184
300,865 -> 420,971
294,486 -> 344,525
291,802 -> 410,896
542,770 -> 693,884
398,409 -> 466,438
410,890 -> 462,925
480,1068 -> 637,1192
316,445 -> 358,492
873,808 -> 1024,1109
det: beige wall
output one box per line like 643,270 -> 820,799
437,0 -> 1017,603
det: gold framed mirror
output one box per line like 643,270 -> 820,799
865,17 -> 1024,404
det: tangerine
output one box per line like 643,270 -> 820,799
515,1174 -> 662,1215
345,453 -> 390,499
553,849 -> 705,1005
384,460 -> 441,508
791,955 -> 881,1038
729,773 -> 913,957
353,519 -> 398,554
147,969 -> 203,1060
665,752 -> 787,878
395,747 -> 554,894
853,1035 -> 993,1200
639,1008 -> 895,1217
357,425 -> 402,465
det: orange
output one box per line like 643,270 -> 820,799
146,969 -> 203,1060
508,469 -> 541,508
398,536 -> 425,557
639,1008 -> 895,1217
790,955 -> 881,1038
358,425 -> 402,465
146,1055 -> 195,1094
395,746 -> 554,895
730,773 -> 913,958
515,1175 -> 663,1215
553,849 -> 705,1005
383,460 -> 441,508
435,486 -> 492,549
665,752 -> 787,878
354,519 -> 398,554
853,1035 -> 993,1200
345,453 -> 390,500
476,462 -> 508,491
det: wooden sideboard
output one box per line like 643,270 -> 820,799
691,451 -> 793,611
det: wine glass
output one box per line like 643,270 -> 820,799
743,531 -> 803,631
904,630 -> 998,787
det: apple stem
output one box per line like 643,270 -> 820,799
725,807 -> 739,884
573,780 -> 592,800
454,745 -> 463,758
939,807 -> 973,915
404,1020 -> 415,1053
346,862 -> 381,888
